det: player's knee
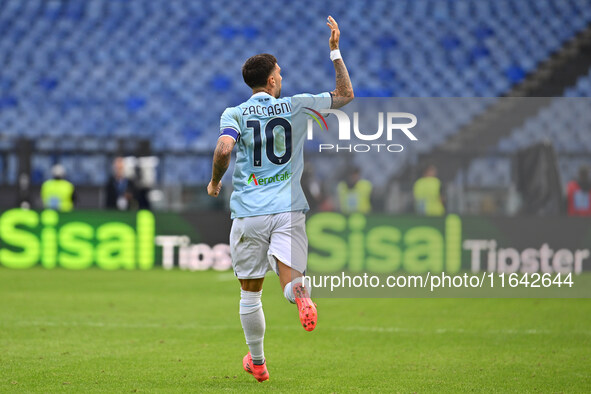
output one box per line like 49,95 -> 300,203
240,289 -> 262,314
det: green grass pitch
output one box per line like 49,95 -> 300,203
1,268 -> 590,392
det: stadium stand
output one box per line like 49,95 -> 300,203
0,0 -> 590,190
566,67 -> 591,97
466,70 -> 591,189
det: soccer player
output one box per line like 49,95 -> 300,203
207,16 -> 354,382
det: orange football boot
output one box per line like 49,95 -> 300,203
243,352 -> 269,382
293,283 -> 317,332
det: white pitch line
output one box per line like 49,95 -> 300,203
2,320 -> 589,336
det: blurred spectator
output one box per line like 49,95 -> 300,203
337,167 -> 372,214
134,156 -> 158,210
413,165 -> 445,216
302,165 -> 326,212
135,186 -> 151,210
105,157 -> 136,210
566,165 -> 591,216
41,164 -> 76,212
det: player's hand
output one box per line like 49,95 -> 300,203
207,180 -> 222,197
327,16 -> 340,51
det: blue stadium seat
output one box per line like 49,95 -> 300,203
0,0 -> 590,185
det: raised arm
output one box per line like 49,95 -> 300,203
327,16 -> 354,109
207,135 -> 236,197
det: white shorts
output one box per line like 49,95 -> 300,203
229,211 -> 308,279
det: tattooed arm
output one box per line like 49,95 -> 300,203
207,135 -> 236,197
327,16 -> 354,109
331,59 -> 354,109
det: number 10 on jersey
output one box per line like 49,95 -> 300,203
247,118 -> 292,166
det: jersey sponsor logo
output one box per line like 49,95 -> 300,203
247,171 -> 291,186
247,173 -> 259,185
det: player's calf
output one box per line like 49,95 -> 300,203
239,289 -> 266,366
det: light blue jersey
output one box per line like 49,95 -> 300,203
220,92 -> 332,219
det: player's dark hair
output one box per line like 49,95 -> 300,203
242,54 -> 277,89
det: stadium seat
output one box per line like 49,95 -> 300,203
0,0 -> 590,185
